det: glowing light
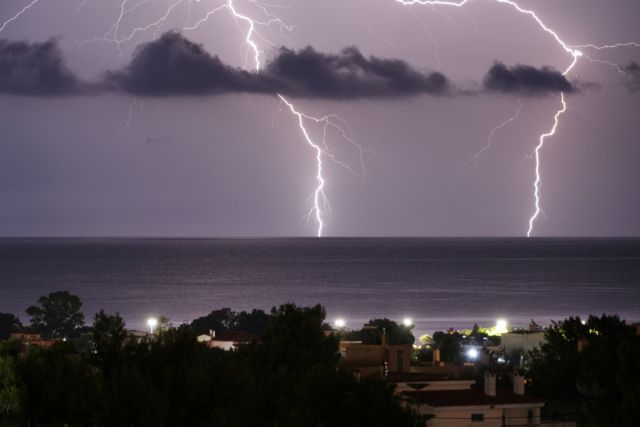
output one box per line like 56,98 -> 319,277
334,318 -> 346,328
495,318 -> 508,334
147,317 -> 158,333
466,347 -> 479,359
403,317 -> 413,327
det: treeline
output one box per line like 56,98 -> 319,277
0,296 -> 423,426
527,315 -> 640,426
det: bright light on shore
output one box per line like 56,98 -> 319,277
147,317 -> 158,334
495,318 -> 508,334
334,318 -> 346,328
466,348 -> 479,360
403,317 -> 413,327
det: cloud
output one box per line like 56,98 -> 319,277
265,45 -> 449,98
0,38 -> 82,95
623,62 -> 640,93
103,32 -> 270,96
105,32 -> 449,98
483,61 -> 575,95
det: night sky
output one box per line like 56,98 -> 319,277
1,0 -> 639,237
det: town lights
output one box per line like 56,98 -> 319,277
403,317 -> 413,327
147,317 -> 158,334
334,318 -> 346,329
495,319 -> 508,334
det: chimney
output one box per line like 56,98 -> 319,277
433,348 -> 441,364
484,372 -> 496,397
513,371 -> 525,395
577,337 -> 586,353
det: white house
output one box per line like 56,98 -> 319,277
401,372 -> 545,427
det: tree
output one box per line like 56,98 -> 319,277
359,319 -> 415,345
438,333 -> 462,363
528,314 -> 640,425
0,313 -> 21,341
91,310 -> 126,368
190,308 -> 236,335
191,307 -> 270,336
234,309 -> 270,335
26,291 -> 85,339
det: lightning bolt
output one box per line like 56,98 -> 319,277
468,99 -> 522,165
0,0 -> 40,33
186,0 -> 362,236
122,97 -> 144,130
4,0 -> 638,236
572,42 -> 640,50
527,93 -> 566,237
277,95 -> 328,237
393,0 -> 584,236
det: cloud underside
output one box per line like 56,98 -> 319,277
1,32 -> 576,98
484,61 -> 575,94
0,39 -> 81,95
623,62 -> 640,93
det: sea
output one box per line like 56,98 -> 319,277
1,238 -> 639,336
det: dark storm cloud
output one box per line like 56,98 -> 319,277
0,38 -> 82,95
265,45 -> 449,98
103,32 -> 270,96
483,61 -> 575,95
1,33 -> 581,100
623,62 -> 640,93
105,32 -> 449,98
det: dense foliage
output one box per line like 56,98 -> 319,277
0,302 -> 423,427
25,291 -> 85,339
342,318 -> 415,345
191,307 -> 270,336
528,314 -> 640,426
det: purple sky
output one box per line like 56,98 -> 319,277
1,0 -> 639,237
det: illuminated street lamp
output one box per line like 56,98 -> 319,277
495,318 -> 508,334
334,318 -> 346,329
147,317 -> 158,334
403,317 -> 413,327
466,348 -> 479,360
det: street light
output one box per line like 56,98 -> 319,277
147,317 -> 158,334
334,318 -> 346,329
495,318 -> 508,334
466,348 -> 479,360
403,317 -> 413,327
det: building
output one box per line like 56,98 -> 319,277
340,332 -> 412,377
402,372 -> 546,427
501,329 -> 546,367
206,330 -> 259,350
9,332 -> 57,348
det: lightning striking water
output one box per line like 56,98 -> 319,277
527,93 -> 566,237
394,0 -> 584,236
277,95 -> 328,237
0,0 -> 40,33
468,99 -> 522,165
4,0 -> 639,236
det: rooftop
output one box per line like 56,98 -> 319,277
402,387 -> 544,407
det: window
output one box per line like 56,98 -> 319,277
471,413 -> 484,422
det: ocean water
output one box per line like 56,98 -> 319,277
1,238 -> 639,335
